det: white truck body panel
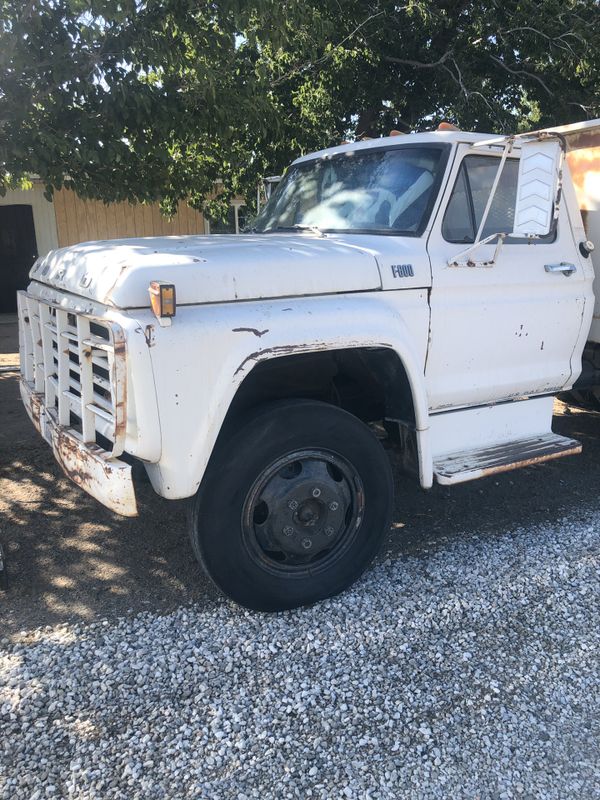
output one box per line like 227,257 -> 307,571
430,395 -> 555,457
16,127 -> 598,517
142,289 -> 433,498
30,233 -> 384,307
425,142 -> 594,410
29,230 -> 438,306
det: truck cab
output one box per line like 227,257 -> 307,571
17,126 -> 596,610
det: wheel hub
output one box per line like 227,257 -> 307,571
296,500 -> 321,527
243,450 -> 362,569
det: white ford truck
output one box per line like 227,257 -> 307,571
17,123 -> 600,611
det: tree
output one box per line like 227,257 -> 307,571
1,1 -> 598,217
281,0 -> 600,137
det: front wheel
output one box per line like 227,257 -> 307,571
189,400 -> 394,611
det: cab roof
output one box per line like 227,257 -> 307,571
293,130 -> 495,165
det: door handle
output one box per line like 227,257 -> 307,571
544,262 -> 576,276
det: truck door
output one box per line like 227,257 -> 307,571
425,143 -> 594,411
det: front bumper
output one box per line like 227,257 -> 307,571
20,379 -> 138,517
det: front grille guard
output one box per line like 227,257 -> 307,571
17,291 -> 127,459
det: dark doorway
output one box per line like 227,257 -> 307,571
0,205 -> 38,313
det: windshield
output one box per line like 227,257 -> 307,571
252,145 -> 447,235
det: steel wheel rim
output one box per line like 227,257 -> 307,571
241,448 -> 365,576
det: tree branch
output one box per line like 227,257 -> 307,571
488,55 -> 553,96
272,10 -> 388,86
498,26 -> 586,58
383,50 -> 453,69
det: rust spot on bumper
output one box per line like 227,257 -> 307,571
20,379 -> 138,517
23,390 -> 44,435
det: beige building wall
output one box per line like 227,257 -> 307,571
0,183 -> 59,257
1,183 -> 215,311
1,183 -> 209,258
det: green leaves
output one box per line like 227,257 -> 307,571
1,0 -> 598,215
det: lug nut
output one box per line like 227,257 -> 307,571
283,526 -> 294,536
329,501 -> 339,511
288,499 -> 299,510
312,487 -> 321,498
324,526 -> 335,537
301,537 -> 312,550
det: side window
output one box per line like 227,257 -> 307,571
442,167 -> 474,243
442,155 -> 554,244
468,158 -> 518,238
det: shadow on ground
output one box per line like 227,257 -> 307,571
384,398 -> 600,558
0,371 -> 218,638
1,360 -> 599,638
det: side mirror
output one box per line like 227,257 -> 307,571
512,138 -> 562,238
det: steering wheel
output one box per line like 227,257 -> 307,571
355,188 -> 397,224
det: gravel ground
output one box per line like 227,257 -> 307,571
1,318 -> 599,797
2,510 -> 599,799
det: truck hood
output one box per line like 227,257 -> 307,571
29,234 -> 384,308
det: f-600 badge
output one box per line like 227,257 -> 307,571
391,264 -> 414,278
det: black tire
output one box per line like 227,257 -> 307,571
562,388 -> 600,412
0,542 -> 7,591
189,399 -> 394,611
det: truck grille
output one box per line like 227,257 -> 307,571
17,293 -> 126,457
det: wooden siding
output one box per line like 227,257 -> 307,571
53,190 -> 206,247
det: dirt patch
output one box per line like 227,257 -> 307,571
0,313 -> 19,367
1,344 -> 599,638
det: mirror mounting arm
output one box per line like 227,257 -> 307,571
448,233 -> 507,269
447,138 -> 514,268
448,130 -> 565,268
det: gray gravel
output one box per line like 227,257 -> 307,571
1,512 -> 599,800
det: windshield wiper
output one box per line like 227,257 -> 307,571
261,224 -> 325,236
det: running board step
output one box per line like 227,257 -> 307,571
433,433 -> 581,486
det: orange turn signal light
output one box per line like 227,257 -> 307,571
149,281 -> 176,319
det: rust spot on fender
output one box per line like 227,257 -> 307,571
234,344 -> 314,375
234,341 -> 398,376
144,324 -> 156,347
232,327 -> 270,338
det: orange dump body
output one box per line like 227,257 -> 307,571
558,122 -> 600,344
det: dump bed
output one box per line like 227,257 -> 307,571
554,119 -> 600,343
